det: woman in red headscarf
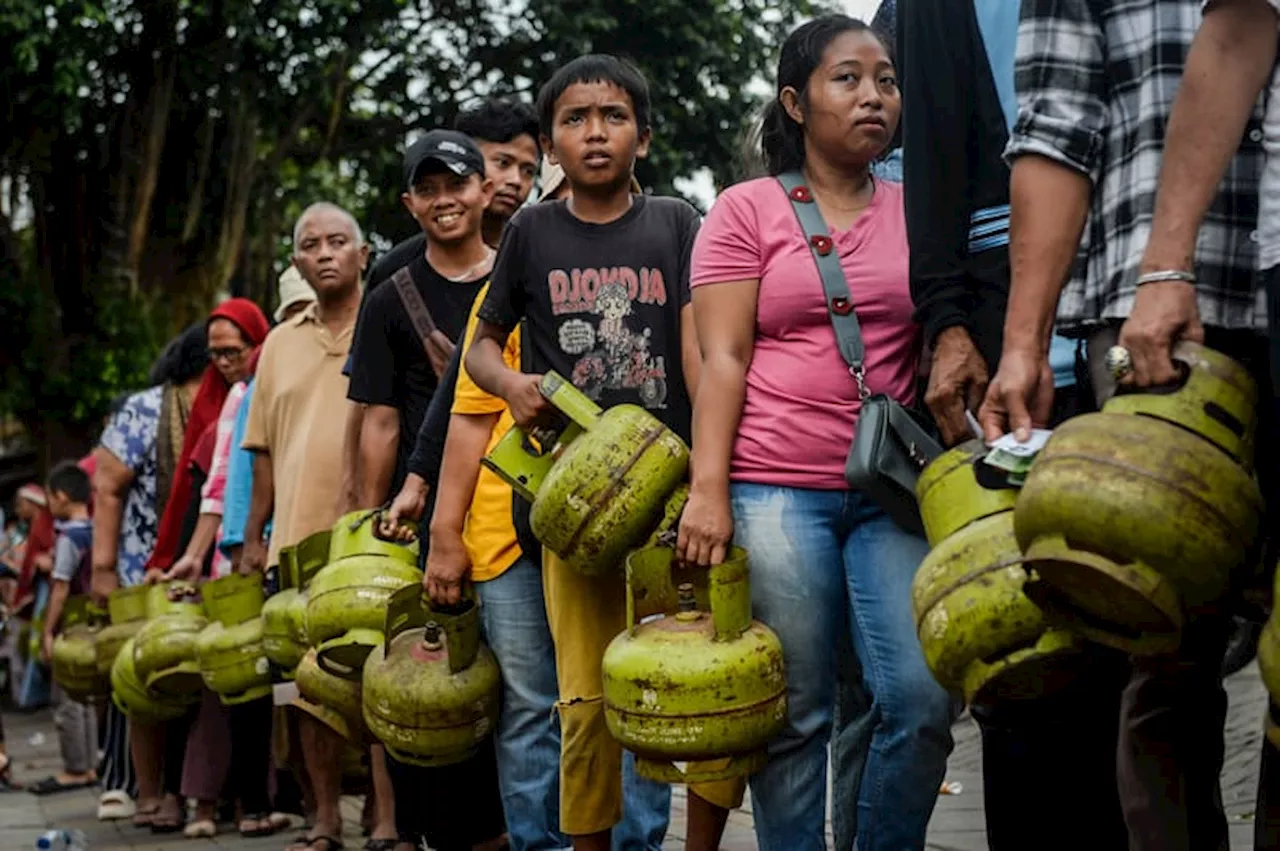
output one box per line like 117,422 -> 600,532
134,298 -> 269,834
146,299 -> 270,577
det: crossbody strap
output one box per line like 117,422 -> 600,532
776,171 -> 870,399
391,266 -> 441,347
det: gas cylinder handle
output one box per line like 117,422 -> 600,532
368,506 -> 419,546
623,546 -> 753,642
481,371 -> 605,503
382,585 -> 481,674
295,530 -> 332,589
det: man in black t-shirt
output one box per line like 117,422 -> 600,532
365,99 -> 541,286
339,100 -> 541,511
465,54 -> 735,851
343,129 -> 507,851
347,130 -> 497,502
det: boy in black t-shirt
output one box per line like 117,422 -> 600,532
465,54 -> 740,851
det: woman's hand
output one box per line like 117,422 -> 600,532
676,485 -> 734,569
164,553 -> 202,583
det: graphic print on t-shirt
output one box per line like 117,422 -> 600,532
548,266 -> 669,409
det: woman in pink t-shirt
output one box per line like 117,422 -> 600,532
676,15 -> 952,850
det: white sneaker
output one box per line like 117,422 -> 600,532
98,790 -> 136,821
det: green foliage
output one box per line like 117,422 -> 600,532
0,0 -> 814,446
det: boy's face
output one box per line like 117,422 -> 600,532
401,170 -> 494,247
543,81 -> 650,194
46,489 -> 71,520
476,137 -> 539,221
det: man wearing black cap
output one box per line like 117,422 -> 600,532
343,129 -> 508,851
348,129 -> 497,506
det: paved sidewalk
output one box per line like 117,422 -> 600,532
0,665 -> 1268,850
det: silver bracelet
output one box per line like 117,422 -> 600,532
1136,270 -> 1197,286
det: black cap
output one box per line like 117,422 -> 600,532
403,130 -> 486,188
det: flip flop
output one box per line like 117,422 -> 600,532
363,840 -> 397,851
290,836 -> 344,851
239,814 -> 284,838
184,819 -> 217,839
29,776 -> 97,795
131,801 -> 160,827
151,813 -> 186,834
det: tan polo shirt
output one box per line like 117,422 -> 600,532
242,302 -> 353,565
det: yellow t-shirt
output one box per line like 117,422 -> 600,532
453,284 -> 522,582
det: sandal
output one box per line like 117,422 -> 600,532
268,813 -> 300,832
239,814 -> 284,838
151,794 -> 186,833
131,801 -> 161,828
29,775 -> 97,795
290,836 -> 344,851
184,820 -> 217,839
363,840 -> 398,851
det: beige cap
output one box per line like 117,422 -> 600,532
274,264 -> 316,323
538,159 -> 644,200
539,159 -> 568,201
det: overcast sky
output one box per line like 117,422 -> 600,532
846,0 -> 882,21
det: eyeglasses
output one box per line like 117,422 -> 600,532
207,346 -> 248,363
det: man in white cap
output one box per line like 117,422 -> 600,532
274,264 -> 317,324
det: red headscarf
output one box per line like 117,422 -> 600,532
147,298 -> 269,571
16,485 -> 54,604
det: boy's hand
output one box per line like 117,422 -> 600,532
34,553 -> 53,574
500,373 -> 552,430
41,631 -> 54,664
142,568 -> 166,585
424,529 -> 471,607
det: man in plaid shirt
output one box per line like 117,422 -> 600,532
978,0 -> 1275,847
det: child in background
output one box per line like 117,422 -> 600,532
33,461 -> 97,795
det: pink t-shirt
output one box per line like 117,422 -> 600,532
691,177 -> 920,490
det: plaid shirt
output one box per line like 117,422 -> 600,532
1005,0 -> 1268,336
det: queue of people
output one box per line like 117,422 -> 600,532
9,0 -> 1280,848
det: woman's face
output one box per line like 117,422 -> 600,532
207,318 -> 251,385
15,497 -> 37,522
795,29 -> 900,169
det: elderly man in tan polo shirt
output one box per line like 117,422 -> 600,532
240,202 -> 377,851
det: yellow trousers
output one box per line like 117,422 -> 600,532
542,549 -> 746,835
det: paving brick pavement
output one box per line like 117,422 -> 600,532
0,665 -> 1268,850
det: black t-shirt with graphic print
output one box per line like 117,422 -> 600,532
477,195 -> 698,443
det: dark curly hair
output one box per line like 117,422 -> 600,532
454,98 -> 539,147
148,322 -> 208,387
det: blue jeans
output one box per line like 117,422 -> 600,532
478,556 -> 667,851
478,557 -> 569,851
731,484 -> 953,851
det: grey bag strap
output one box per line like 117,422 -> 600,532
776,171 -> 869,399
391,265 -> 440,346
